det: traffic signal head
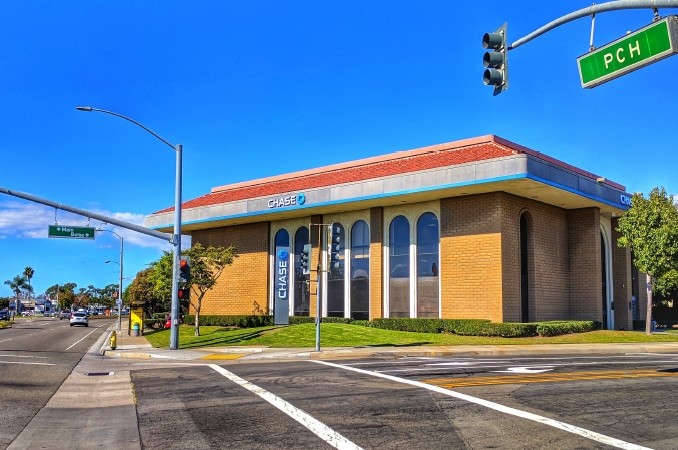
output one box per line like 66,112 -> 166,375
300,243 -> 311,275
178,286 -> 190,301
482,23 -> 508,95
179,257 -> 190,283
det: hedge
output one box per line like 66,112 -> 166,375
172,314 -> 599,338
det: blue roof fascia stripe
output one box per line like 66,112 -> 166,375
149,172 -> 629,230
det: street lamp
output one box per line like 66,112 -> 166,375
101,229 -> 123,332
77,105 -> 183,350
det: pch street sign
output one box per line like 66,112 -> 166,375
48,225 -> 95,239
577,15 -> 678,88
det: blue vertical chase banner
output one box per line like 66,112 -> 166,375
274,246 -> 290,325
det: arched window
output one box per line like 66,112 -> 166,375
389,215 -> 410,317
327,223 -> 345,317
273,229 -> 290,324
294,227 -> 310,316
350,220 -> 370,320
417,213 -> 439,318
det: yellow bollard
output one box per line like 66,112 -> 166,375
110,330 -> 117,350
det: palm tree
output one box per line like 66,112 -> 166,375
23,267 -> 35,312
4,275 -> 29,313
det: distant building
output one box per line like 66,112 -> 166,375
145,135 -> 640,329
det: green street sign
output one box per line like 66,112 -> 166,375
48,225 -> 96,239
577,15 -> 678,88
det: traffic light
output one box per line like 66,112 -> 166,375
179,257 -> 190,283
482,23 -> 508,95
178,286 -> 190,301
301,243 -> 311,275
328,223 -> 344,270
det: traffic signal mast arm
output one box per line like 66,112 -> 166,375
483,0 -> 678,94
509,0 -> 678,50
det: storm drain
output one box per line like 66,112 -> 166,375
85,372 -> 114,376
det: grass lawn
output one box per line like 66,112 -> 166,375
143,323 -> 678,349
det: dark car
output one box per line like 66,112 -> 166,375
0,309 -> 9,321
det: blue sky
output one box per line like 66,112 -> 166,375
1,1 -> 676,298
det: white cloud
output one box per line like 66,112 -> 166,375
0,200 -> 178,251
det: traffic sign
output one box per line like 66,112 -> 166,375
577,15 -> 678,88
48,225 -> 96,239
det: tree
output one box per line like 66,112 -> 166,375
617,187 -> 678,334
4,275 -> 29,313
127,268 -> 165,313
23,267 -> 35,302
183,243 -> 237,336
150,244 -> 237,336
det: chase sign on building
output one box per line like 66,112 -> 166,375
268,193 -> 306,209
274,247 -> 290,325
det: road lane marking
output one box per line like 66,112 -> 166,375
65,328 -> 99,351
0,360 -> 56,366
209,364 -> 363,450
425,369 -> 678,388
314,360 -> 652,450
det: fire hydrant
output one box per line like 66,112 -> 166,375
110,330 -> 117,350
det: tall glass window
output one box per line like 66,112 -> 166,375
389,216 -> 410,317
294,227 -> 310,316
350,220 -> 370,320
327,223 -> 345,317
416,213 -> 439,318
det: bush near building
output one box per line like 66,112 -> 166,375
179,315 -> 599,337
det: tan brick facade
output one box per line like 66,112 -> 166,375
189,194 -> 631,328
191,222 -> 270,316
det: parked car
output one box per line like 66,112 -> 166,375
59,310 -> 72,320
0,309 -> 10,321
69,311 -> 88,327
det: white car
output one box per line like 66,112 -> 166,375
69,311 -> 88,327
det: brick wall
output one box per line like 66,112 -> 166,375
440,193 -> 503,321
500,194 -> 571,322
190,222 -> 270,316
370,207 -> 384,319
567,208 -> 602,321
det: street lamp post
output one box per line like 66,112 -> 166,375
102,229 -> 124,332
77,105 -> 183,350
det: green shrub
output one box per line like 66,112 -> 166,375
535,321 -> 599,336
289,316 -> 315,325
184,314 -> 274,327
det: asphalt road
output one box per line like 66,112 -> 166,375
4,322 -> 678,449
131,353 -> 678,449
0,317 -> 111,449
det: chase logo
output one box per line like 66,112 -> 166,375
277,249 -> 289,260
620,194 -> 632,206
268,193 -> 305,209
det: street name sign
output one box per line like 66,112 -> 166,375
48,225 -> 96,239
577,15 -> 678,88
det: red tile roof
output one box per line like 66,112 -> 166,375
154,135 -> 621,214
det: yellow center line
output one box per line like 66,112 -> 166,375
425,369 -> 678,388
200,353 -> 246,360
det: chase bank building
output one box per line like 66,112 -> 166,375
145,135 -> 641,330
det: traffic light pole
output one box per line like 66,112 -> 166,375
309,222 -> 333,352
